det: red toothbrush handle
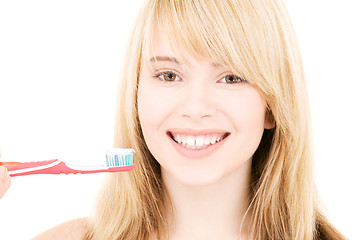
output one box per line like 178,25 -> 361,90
6,160 -> 60,177
3,160 -> 134,177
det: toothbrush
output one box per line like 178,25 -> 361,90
0,148 -> 134,177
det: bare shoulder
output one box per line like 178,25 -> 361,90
31,217 -> 89,240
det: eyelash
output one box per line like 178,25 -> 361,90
153,70 -> 247,84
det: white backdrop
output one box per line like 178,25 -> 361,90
0,1 -> 361,239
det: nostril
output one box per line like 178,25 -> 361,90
178,104 -> 215,119
178,88 -> 216,119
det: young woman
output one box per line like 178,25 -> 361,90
0,0 -> 347,239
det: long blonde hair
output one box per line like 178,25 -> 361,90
88,0 -> 346,239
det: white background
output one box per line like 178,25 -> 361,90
0,0 -> 361,239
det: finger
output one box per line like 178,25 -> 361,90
0,166 -> 11,199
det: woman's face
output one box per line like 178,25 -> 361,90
137,29 -> 273,186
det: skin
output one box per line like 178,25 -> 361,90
0,150 -> 11,199
30,218 -> 89,240
137,27 -> 274,239
0,166 -> 11,199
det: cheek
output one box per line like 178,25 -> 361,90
222,89 -> 267,156
137,78 -> 177,143
138,78 -> 162,126
137,80 -> 160,160
137,79 -> 179,168
137,81 -> 157,137
139,92 -> 166,127
222,89 -> 267,130
137,84 -> 154,127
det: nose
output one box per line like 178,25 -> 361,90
178,82 -> 216,120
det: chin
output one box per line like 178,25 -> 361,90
162,166 -> 226,187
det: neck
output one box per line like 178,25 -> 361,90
162,161 -> 252,240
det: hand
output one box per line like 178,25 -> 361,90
0,149 -> 12,199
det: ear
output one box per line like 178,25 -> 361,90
264,109 -> 275,129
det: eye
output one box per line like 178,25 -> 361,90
154,71 -> 181,82
219,74 -> 247,84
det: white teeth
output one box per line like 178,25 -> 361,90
180,135 -> 186,144
195,136 -> 204,148
171,133 -> 227,149
210,136 -> 217,144
174,135 -> 181,144
186,136 -> 195,146
204,137 -> 211,145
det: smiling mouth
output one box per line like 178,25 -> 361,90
167,131 -> 230,150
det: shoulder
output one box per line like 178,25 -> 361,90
31,217 -> 89,240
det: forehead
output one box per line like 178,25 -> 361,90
149,26 -> 180,58
143,25 -> 226,70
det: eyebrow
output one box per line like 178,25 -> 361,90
149,55 -> 226,69
149,56 -> 182,65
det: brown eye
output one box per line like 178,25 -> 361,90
163,72 -> 176,81
222,75 -> 247,84
155,71 -> 181,82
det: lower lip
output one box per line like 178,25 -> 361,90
168,136 -> 228,159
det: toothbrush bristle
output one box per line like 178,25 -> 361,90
106,154 -> 133,167
105,148 -> 134,168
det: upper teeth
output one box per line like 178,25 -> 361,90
172,134 -> 225,149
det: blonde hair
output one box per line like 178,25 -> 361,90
88,0 -> 346,239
